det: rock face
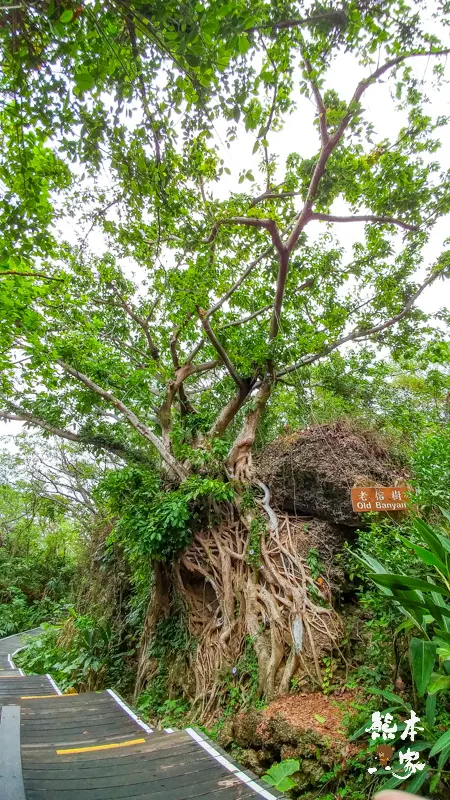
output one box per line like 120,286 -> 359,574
224,699 -> 359,797
256,420 -> 407,528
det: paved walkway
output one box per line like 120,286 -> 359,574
0,630 -> 283,800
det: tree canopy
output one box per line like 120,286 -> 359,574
1,0 -> 449,480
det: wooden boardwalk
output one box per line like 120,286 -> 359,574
0,630 -> 284,800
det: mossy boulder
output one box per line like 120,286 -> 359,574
233,708 -> 265,748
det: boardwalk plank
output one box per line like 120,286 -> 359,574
1,631 -> 282,800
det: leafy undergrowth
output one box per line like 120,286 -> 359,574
14,613 -> 137,694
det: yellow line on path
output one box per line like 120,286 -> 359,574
20,693 -> 78,699
57,738 -> 146,755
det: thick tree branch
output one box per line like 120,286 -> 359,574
208,384 -> 253,439
227,380 -> 272,481
0,408 -> 148,463
106,281 -> 160,361
170,314 -> 194,370
0,411 -> 81,442
310,213 -> 419,231
277,267 -> 447,377
269,249 -> 290,342
198,313 -> 244,389
158,358 -> 219,447
56,359 -> 187,480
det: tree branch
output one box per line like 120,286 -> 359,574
285,47 -> 450,255
0,408 -> 149,464
269,248 -> 290,342
277,266 -> 447,377
249,190 -> 304,208
106,281 -> 160,361
304,57 -> 329,146
331,49 -> 450,149
311,213 -> 419,231
0,411 -> 81,442
246,10 -> 348,34
203,214 -> 299,327
206,245 -> 274,319
208,385 -> 252,438
0,271 -> 63,281
198,313 -> 244,389
218,304 -> 272,330
206,217 -> 286,254
56,359 -> 187,480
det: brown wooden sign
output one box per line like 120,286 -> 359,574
351,486 -> 408,512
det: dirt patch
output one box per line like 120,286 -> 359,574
262,691 -> 354,743
256,420 -> 407,527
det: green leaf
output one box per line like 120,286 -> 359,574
427,674 -> 450,694
429,582 -> 450,632
368,573 -> 450,597
437,741 -> 450,769
429,728 -> 450,757
262,759 -> 299,791
410,637 -> 437,696
60,9 -> 74,23
406,767 -> 429,793
367,686 -> 411,710
314,714 -> 326,723
238,35 -> 251,55
430,771 -> 441,793
395,618 -> 416,636
414,519 -> 449,564
379,774 -> 407,790
425,692 -> 437,726
399,536 -> 448,573
440,508 -> 450,526
75,72 -> 95,92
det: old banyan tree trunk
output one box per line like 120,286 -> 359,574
134,421 -> 406,719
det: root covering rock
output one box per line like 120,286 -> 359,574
256,420 -> 407,527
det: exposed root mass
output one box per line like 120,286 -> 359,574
165,501 -> 343,721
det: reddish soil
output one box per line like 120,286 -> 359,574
262,690 -> 356,742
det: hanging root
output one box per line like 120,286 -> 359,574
164,483 -> 343,722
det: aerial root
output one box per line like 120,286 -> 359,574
171,503 -> 342,722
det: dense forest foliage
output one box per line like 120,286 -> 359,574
1,0 -> 450,797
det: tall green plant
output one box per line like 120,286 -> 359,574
358,510 -> 450,792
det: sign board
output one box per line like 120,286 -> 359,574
351,486 -> 408,513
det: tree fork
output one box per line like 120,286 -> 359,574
227,380 -> 271,481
